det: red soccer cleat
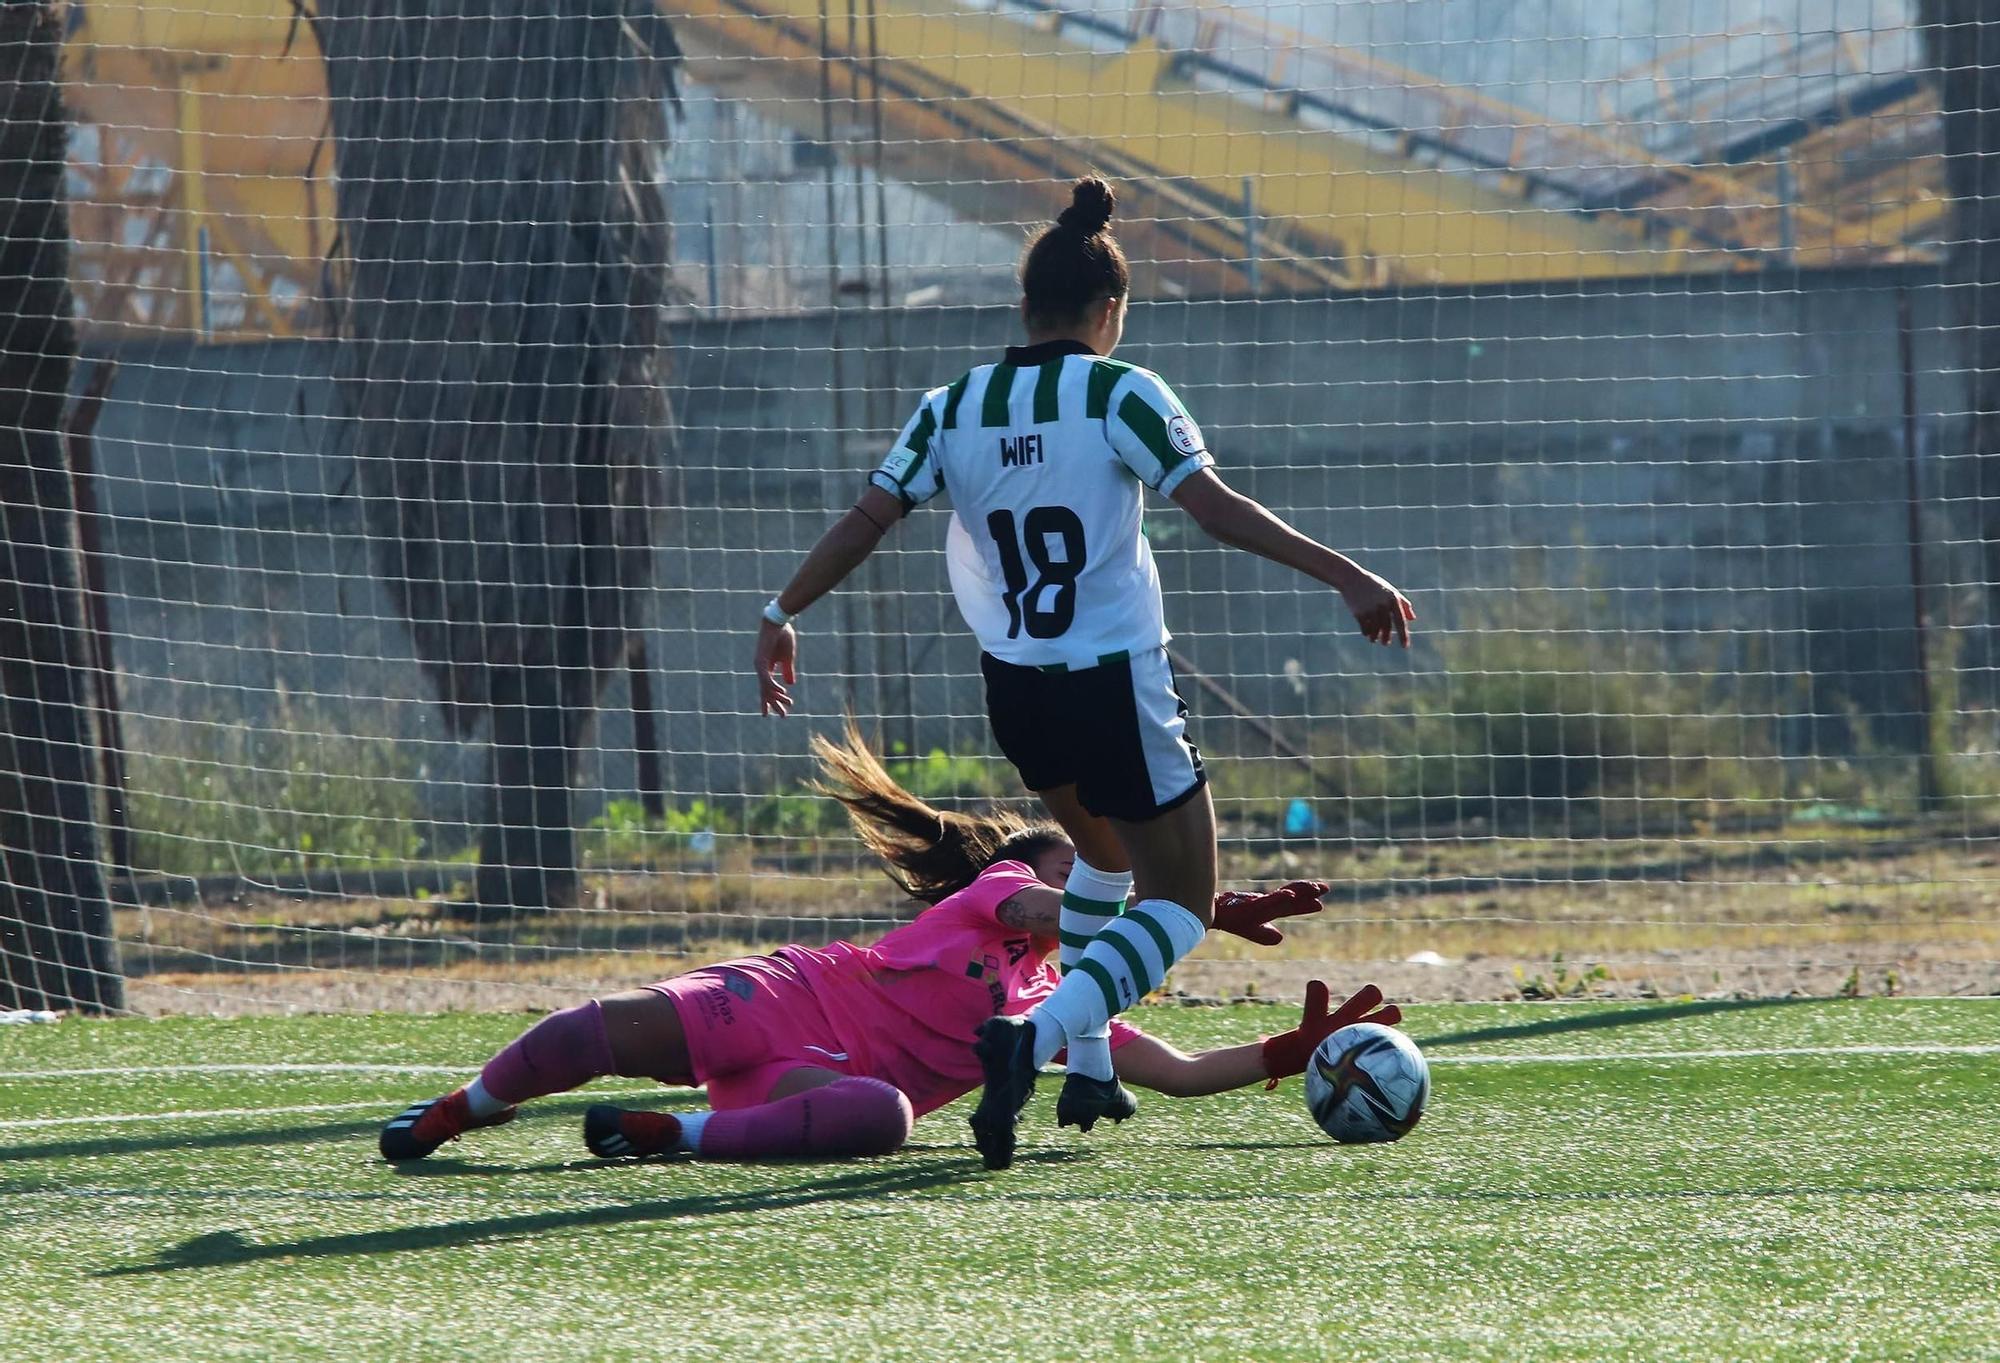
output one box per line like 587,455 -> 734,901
378,1090 -> 517,1162
583,1105 -> 682,1159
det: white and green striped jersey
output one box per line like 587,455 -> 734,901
870,339 -> 1214,669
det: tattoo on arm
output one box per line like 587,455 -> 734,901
996,888 -> 1062,937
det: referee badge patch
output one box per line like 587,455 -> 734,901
1167,414 -> 1204,456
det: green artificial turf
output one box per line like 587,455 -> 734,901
3,999 -> 1998,1361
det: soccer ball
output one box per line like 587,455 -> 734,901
1302,1022 -> 1430,1144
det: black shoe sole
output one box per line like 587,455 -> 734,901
968,1018 -> 1037,1170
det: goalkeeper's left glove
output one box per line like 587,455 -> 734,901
1259,981 -> 1404,1088
1210,880 -> 1329,946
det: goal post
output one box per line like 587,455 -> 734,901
0,0 -> 123,1016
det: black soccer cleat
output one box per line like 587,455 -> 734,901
584,1104 -> 682,1160
968,1014 -> 1039,1170
378,1091 -> 516,1162
1055,1073 -> 1138,1133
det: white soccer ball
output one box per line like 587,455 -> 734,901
1302,1022 -> 1430,1144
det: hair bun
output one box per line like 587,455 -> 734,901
1056,177 -> 1116,235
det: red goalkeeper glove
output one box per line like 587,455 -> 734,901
1259,981 -> 1404,1089
1210,880 -> 1329,946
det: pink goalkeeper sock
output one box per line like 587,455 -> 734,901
478,999 -> 617,1106
698,1077 -> 913,1160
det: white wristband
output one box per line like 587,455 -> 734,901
762,597 -> 795,627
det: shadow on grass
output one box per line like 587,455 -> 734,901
1415,996 -> 1821,1051
382,1154 -> 613,1177
0,1095 -> 644,1165
384,1144 -> 1076,1177
990,1180 -> 2000,1206
95,1153 -> 1055,1275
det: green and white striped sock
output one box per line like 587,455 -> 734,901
1057,861 -> 1132,1082
1031,898 -> 1206,1069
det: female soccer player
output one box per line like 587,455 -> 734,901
378,725 -> 1399,1165
752,177 -> 1417,1168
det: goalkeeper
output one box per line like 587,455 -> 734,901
378,725 -> 1400,1165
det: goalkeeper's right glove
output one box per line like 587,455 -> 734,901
1259,981 -> 1403,1089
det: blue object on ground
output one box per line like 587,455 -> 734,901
1283,799 -> 1320,837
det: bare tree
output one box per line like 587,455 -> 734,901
1919,2 -> 2000,596
303,0 -> 677,915
0,1 -> 123,1012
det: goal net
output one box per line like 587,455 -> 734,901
23,0 -> 1995,1014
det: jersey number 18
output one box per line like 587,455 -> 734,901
986,506 -> 1086,639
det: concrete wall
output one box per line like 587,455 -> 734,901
79,265 -> 1977,828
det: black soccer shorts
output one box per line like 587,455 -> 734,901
980,645 -> 1207,822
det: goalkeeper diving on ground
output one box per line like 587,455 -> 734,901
753,176 -> 1416,1168
378,725 -> 1400,1164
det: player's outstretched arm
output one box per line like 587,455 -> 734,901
1169,468 -> 1415,647
755,484 -> 908,716
1112,1032 -> 1269,1097
1114,981 -> 1403,1098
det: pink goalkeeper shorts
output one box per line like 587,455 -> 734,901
644,955 -> 858,1110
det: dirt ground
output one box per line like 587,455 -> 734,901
112,822 -> 2000,1016
1174,940 -> 2000,1006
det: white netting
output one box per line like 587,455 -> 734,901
8,0 -> 1994,1012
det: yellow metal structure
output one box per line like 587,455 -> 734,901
678,0 -> 1686,286
56,0 -> 1945,339
669,0 -> 1350,299
1144,0 -> 1943,266
63,0 -> 331,340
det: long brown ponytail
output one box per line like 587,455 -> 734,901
810,720 -> 1065,904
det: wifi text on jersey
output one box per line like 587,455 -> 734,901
999,434 -> 1044,467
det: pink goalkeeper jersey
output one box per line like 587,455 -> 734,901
775,860 -> 1138,1116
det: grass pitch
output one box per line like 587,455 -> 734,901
4,999 -> 1998,1361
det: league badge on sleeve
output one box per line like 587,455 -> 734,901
1167,414 -> 1204,457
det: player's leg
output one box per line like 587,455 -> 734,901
972,649 -> 1212,1167
599,987 -> 697,1083
379,988 -> 692,1162
1028,778 -> 1217,1064
1028,782 -> 1141,1130
586,1064 -> 914,1161
973,652 -> 1156,1162
1036,648 -> 1216,1055
979,656 -> 1136,1119
1030,781 -> 1133,1086
1033,782 -> 1126,873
